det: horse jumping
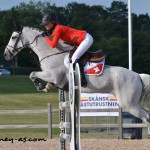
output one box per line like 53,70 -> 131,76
3,25 -> 150,135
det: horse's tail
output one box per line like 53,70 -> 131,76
139,73 -> 150,106
140,74 -> 150,90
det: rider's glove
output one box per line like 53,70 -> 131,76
41,31 -> 49,37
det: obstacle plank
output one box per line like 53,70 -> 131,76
69,62 -> 81,150
74,62 -> 81,150
69,63 -> 76,150
59,90 -> 66,150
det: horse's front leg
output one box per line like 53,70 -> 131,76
29,71 -> 54,92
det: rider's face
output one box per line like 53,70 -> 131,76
44,23 -> 54,30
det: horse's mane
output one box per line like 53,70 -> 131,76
23,26 -> 72,51
24,26 -> 43,33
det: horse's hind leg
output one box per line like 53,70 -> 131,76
126,103 -> 150,135
115,91 -> 150,135
114,75 -> 150,135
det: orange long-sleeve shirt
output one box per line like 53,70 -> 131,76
45,24 -> 86,48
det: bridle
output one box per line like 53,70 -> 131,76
7,27 -> 41,55
6,27 -> 69,64
6,31 -> 24,56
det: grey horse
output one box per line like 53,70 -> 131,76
3,26 -> 150,135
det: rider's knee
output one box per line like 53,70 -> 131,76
64,55 -> 70,69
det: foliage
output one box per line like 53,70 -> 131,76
0,1 -> 150,73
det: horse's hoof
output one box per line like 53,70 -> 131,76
37,83 -> 45,91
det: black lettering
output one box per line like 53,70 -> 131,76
9,138 -> 14,143
89,97 -> 92,101
99,97 -> 103,101
95,96 -> 98,101
115,102 -> 119,106
96,102 -> 98,106
92,97 -> 94,101
37,138 -> 47,142
0,138 -> 13,143
106,97 -> 109,101
80,103 -> 83,107
18,137 -> 27,143
0,137 -> 47,143
108,102 -> 112,106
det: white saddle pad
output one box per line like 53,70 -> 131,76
84,59 -> 105,75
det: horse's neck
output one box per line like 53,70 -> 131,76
23,27 -> 62,60
22,27 -> 67,69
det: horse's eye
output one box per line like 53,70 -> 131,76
12,49 -> 15,53
12,35 -> 19,39
12,36 -> 17,39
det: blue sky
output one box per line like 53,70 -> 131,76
0,0 -> 150,15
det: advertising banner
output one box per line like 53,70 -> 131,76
81,93 -> 119,109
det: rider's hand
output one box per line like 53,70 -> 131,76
41,31 -> 48,37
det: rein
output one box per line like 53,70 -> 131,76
27,34 -> 42,47
39,50 -> 69,63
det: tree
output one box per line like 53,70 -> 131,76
0,0 -> 150,74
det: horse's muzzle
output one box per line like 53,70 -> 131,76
3,48 -> 14,60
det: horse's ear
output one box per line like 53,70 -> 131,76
13,20 -> 22,32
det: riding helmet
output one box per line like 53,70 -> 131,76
41,12 -> 56,25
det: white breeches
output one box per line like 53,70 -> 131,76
64,33 -> 93,69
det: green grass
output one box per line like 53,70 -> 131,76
0,75 -> 37,94
0,93 -> 59,110
0,75 -> 60,138
0,75 -> 59,110
0,113 -> 59,125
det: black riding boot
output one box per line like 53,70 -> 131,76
78,60 -> 87,87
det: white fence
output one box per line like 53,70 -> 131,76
0,104 -> 147,139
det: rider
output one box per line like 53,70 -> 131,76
41,12 -> 93,87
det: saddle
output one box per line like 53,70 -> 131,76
69,49 -> 106,65
69,48 -> 106,87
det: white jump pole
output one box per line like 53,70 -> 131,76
119,0 -> 133,139
128,0 -> 132,71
